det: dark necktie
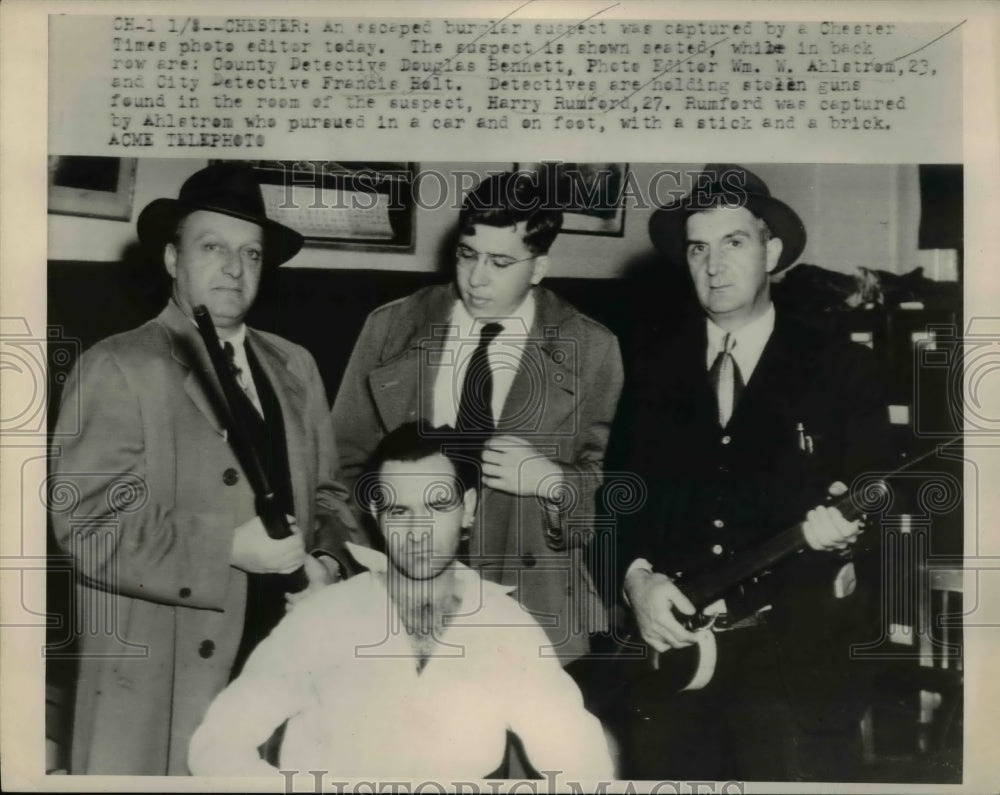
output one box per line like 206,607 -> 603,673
456,322 -> 504,434
709,333 -> 744,427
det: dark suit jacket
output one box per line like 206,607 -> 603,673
50,301 -> 358,774
332,284 -> 624,662
617,310 -> 892,730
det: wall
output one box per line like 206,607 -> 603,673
48,160 -> 953,280
755,163 -> 958,282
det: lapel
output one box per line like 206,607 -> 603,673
368,284 -> 455,428
159,301 -> 309,515
727,312 -> 800,432
160,301 -> 229,437
497,288 -> 577,432
658,318 -> 718,428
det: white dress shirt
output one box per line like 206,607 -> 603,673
431,293 -> 536,428
188,543 -> 613,780
704,303 -> 776,384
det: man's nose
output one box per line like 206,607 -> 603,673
706,248 -> 726,277
221,249 -> 243,278
468,256 -> 491,287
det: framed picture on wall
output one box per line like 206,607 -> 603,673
518,162 -> 627,237
219,161 -> 417,253
47,156 -> 137,221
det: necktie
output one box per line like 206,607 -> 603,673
709,333 -> 744,427
456,322 -> 504,434
223,341 -> 260,415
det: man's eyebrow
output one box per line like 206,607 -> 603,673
459,244 -> 517,259
187,228 -> 262,244
687,229 -> 752,244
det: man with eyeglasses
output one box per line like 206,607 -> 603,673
332,171 -> 624,665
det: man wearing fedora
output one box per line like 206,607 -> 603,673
616,165 -> 891,780
50,162 -> 359,774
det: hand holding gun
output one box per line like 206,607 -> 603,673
193,305 -> 307,592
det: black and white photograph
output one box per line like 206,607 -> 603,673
42,157 -> 964,785
1,2 -> 997,793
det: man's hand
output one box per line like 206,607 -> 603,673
625,569 -> 699,652
481,435 -> 562,497
802,481 -> 862,552
230,515 -> 305,574
285,554 -> 340,612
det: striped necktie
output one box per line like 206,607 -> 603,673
709,333 -> 744,427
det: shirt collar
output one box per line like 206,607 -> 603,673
451,291 -> 536,338
705,303 -> 775,381
222,324 -> 249,349
174,298 -> 248,348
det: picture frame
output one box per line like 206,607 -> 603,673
518,162 -> 627,237
47,156 -> 137,221
223,161 -> 416,253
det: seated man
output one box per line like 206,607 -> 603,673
188,423 -> 614,780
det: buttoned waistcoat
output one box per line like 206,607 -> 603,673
618,313 -> 892,729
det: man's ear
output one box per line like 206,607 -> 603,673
164,243 -> 178,279
462,487 -> 478,526
764,237 -> 783,274
530,254 -> 551,285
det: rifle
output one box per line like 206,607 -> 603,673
193,305 -> 307,592
567,437 -> 961,712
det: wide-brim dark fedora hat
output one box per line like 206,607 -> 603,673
649,164 -> 806,273
137,162 -> 304,267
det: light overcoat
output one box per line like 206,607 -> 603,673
51,301 -> 356,774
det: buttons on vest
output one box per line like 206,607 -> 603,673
713,518 -> 725,529
711,544 -> 724,555
198,639 -> 215,659
222,467 -> 240,486
720,435 -> 732,445
179,587 -> 191,598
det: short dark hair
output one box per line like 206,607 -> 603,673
458,172 -> 563,255
357,423 -> 480,511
